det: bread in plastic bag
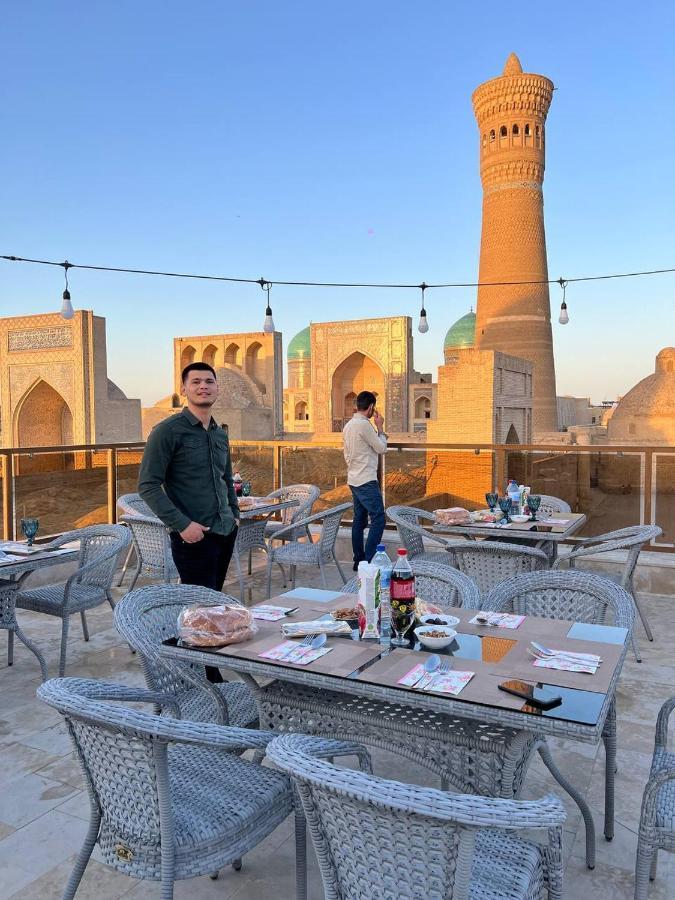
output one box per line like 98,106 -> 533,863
177,602 -> 257,647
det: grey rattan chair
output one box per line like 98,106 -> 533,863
635,696 -> 675,899
448,541 -> 549,599
553,524 -> 662,661
386,505 -> 456,565
119,513 -> 178,591
15,525 -> 131,676
536,494 -> 572,518
114,584 -> 258,727
264,484 -> 321,542
116,492 -> 156,587
265,503 -> 351,597
342,558 -> 481,611
267,732 -> 567,900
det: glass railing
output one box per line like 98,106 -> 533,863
0,439 -> 671,551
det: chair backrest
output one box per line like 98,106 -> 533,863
59,525 -> 131,590
561,524 -> 663,588
485,570 -> 635,629
536,494 -> 572,518
343,558 -> 481,611
120,514 -> 175,576
114,584 -> 239,697
38,678 -> 165,852
386,505 -> 437,558
266,732 -> 564,900
317,503 -> 352,559
449,541 -> 549,598
267,484 -> 321,525
117,492 -> 155,518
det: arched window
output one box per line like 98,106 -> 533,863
202,343 -> 218,368
246,341 -> 265,390
489,129 -> 495,142
180,345 -> 196,371
414,396 -> 431,420
512,123 -> 519,135
535,125 -> 540,136
343,391 -> 357,419
171,393 -> 181,408
524,123 -> 531,136
500,125 -> 507,137
295,400 -> 308,421
224,342 -> 241,367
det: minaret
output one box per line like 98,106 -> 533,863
472,53 -> 558,435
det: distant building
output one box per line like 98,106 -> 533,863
557,396 -> 613,430
0,311 -> 141,463
608,348 -> 675,444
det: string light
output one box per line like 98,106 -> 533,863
417,282 -> 429,333
260,278 -> 275,333
60,261 -> 74,319
558,277 -> 569,325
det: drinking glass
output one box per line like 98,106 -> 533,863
390,599 -> 415,647
20,517 -> 40,547
497,497 -> 512,524
485,492 -> 499,512
527,495 -> 542,521
242,482 -> 252,497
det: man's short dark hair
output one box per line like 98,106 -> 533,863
356,390 -> 377,411
181,361 -> 216,383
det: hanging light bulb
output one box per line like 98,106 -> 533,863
557,277 -> 569,325
61,261 -> 74,319
417,282 -> 429,333
258,278 -> 275,333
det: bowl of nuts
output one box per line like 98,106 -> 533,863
419,614 -> 460,629
413,624 -> 457,650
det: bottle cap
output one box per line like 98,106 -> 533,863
397,548 -> 407,555
376,544 -> 386,552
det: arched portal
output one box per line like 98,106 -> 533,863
180,345 -> 196,372
15,380 -> 74,473
330,352 -> 385,432
414,395 -> 431,419
295,400 -> 308,421
224,342 -> 241,367
202,344 -> 218,368
246,341 -> 265,391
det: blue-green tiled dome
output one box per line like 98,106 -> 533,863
444,311 -> 476,350
287,326 -> 311,361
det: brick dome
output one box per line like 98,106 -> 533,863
608,348 -> 675,444
287,326 -> 311,361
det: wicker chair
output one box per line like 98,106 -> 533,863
448,541 -> 549,599
265,503 -> 351,597
114,584 -> 258,727
15,525 -> 131,677
267,732 -> 567,900
553,524 -> 662,661
386,505 -> 458,565
342,558 -> 481,611
635,696 -> 675,900
506,494 -> 571,565
116,492 -> 157,587
37,678 -> 370,900
119,513 -> 178,591
264,484 -> 321,542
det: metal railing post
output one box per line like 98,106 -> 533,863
1,452 -> 14,541
643,449 -> 653,529
494,446 -> 505,494
273,444 -> 282,491
106,448 -> 117,524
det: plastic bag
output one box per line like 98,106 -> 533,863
177,602 -> 257,648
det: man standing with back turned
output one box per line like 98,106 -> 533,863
138,361 -> 239,591
342,390 -> 387,570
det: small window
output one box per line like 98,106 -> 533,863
512,124 -> 519,135
524,124 -> 531,136
500,125 -> 507,137
482,133 -> 486,147
535,125 -> 540,136
489,129 -> 495,142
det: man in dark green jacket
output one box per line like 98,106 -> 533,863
138,361 -> 239,591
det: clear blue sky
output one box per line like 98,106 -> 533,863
2,1 -> 674,406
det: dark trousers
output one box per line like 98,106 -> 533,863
170,528 -> 238,592
350,480 -> 385,566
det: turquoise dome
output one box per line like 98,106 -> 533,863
287,326 -> 311,361
444,311 -> 476,350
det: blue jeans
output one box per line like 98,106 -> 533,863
350,480 -> 385,566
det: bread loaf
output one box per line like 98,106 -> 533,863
435,507 -> 471,526
178,603 -> 256,647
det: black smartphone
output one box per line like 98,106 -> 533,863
498,679 -> 563,710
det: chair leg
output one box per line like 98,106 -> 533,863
116,544 -> 134,586
128,563 -> 142,592
291,564 -> 297,589
294,799 -> 307,900
59,616 -> 70,678
247,549 -> 253,576
266,556 -> 273,599
233,551 -> 245,603
538,743 -> 596,869
633,590 -> 654,642
80,611 -> 90,641
318,560 -> 328,588
635,833 -> 655,900
333,553 -> 347,584
276,561 -> 287,587
7,628 -> 13,666
631,631 -> 643,663
62,810 -> 101,900
602,701 -> 617,841
650,849 -> 658,881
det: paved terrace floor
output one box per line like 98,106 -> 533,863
1,539 -> 674,899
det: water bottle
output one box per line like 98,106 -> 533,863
507,479 -> 520,514
371,544 -> 392,637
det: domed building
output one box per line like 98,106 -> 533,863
608,348 -> 675,444
444,310 -> 476,360
285,326 -> 312,431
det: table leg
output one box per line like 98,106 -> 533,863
9,623 -> 49,681
538,742 -> 596,869
602,700 -> 617,841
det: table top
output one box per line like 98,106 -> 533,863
0,541 -> 79,578
161,587 -> 628,743
237,498 -> 299,520
433,511 -> 587,543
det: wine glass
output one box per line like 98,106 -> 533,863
20,517 -> 40,547
527,495 -> 542,521
497,497 -> 512,524
485,492 -> 499,513
390,599 -> 415,647
242,481 -> 252,497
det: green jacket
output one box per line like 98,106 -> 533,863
138,408 -> 239,535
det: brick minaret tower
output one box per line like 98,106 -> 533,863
472,53 -> 558,435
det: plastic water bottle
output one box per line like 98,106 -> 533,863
372,544 -> 392,636
507,479 -> 520,514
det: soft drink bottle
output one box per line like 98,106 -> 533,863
390,549 -> 416,646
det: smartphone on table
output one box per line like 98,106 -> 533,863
498,679 -> 563,710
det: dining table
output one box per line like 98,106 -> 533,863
432,510 -> 588,545
0,540 -> 80,679
232,497 -> 300,601
161,585 -> 629,870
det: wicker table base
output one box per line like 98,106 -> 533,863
1,581 -> 48,680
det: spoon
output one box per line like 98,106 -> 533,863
309,633 -> 327,650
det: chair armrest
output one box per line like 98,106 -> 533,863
298,738 -> 372,773
39,679 -> 182,717
270,504 -> 352,542
655,697 -> 675,749
639,766 -> 675,827
120,513 -> 165,528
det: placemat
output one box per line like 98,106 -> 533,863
488,634 -> 624,693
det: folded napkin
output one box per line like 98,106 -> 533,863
259,641 -> 333,665
251,605 -> 295,621
469,611 -> 525,629
281,619 -> 352,637
397,663 -> 475,695
532,649 -> 601,675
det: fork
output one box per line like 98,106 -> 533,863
529,641 -> 602,664
280,633 -> 317,659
